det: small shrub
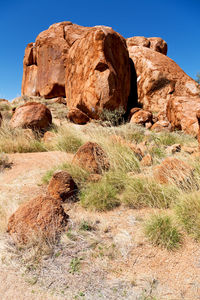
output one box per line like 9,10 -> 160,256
121,177 -> 179,209
80,180 -> 120,211
144,214 -> 182,250
79,220 -> 93,231
99,107 -> 126,127
69,257 -> 82,274
174,192 -> 200,241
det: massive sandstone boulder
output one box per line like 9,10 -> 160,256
65,26 -> 130,119
22,22 -> 89,98
7,195 -> 69,244
126,36 -> 167,55
166,96 -> 200,136
127,46 -> 199,117
10,102 -> 52,130
22,22 -> 130,119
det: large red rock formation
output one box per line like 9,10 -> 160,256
128,46 -> 199,117
166,96 -> 200,136
65,26 -> 130,119
22,22 -> 130,118
22,22 -> 89,98
10,102 -> 52,130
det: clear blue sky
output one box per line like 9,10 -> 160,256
0,0 -> 200,100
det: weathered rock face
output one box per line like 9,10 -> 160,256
7,195 -> 69,244
10,102 -> 52,130
22,22 -> 89,98
67,108 -> 90,124
126,36 -> 167,55
153,157 -> 194,187
128,46 -> 199,117
48,170 -> 78,202
65,27 -> 130,119
73,142 -> 110,174
166,97 -> 200,136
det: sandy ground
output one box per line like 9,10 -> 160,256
0,151 -> 200,299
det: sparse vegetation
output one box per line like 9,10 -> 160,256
99,107 -> 125,126
144,214 -> 182,250
0,152 -> 12,171
174,192 -> 200,241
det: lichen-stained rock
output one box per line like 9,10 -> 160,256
166,97 -> 200,136
126,36 -> 167,55
128,46 -> 199,116
22,22 -> 90,99
65,27 -> 130,119
7,195 -> 69,244
73,142 -> 110,174
67,108 -> 90,124
48,170 -> 78,202
10,102 -> 52,130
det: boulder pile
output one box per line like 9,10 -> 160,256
21,21 -> 200,134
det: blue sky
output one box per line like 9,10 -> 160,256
0,0 -> 200,100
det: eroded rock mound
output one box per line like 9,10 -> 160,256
73,142 -> 110,174
48,170 -> 78,202
10,102 -> 52,130
65,27 -> 130,119
166,96 -> 200,136
130,109 -> 152,125
128,46 -> 199,117
7,195 -> 69,244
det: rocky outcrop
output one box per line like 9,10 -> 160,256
7,195 -> 69,244
48,170 -> 78,202
126,36 -> 167,55
73,142 -> 110,174
10,102 -> 52,130
166,96 -> 200,136
128,46 -> 199,117
65,26 -> 130,119
22,22 -> 130,119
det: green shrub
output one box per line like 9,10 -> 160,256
174,192 -> 200,241
121,177 -> 179,209
80,180 -> 120,211
54,126 -> 83,153
144,214 -> 182,250
99,107 -> 125,126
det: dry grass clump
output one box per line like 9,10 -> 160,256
0,122 -> 47,153
121,177 -> 179,209
50,125 -> 84,153
0,152 -> 12,171
144,214 -> 182,250
174,192 -> 200,241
